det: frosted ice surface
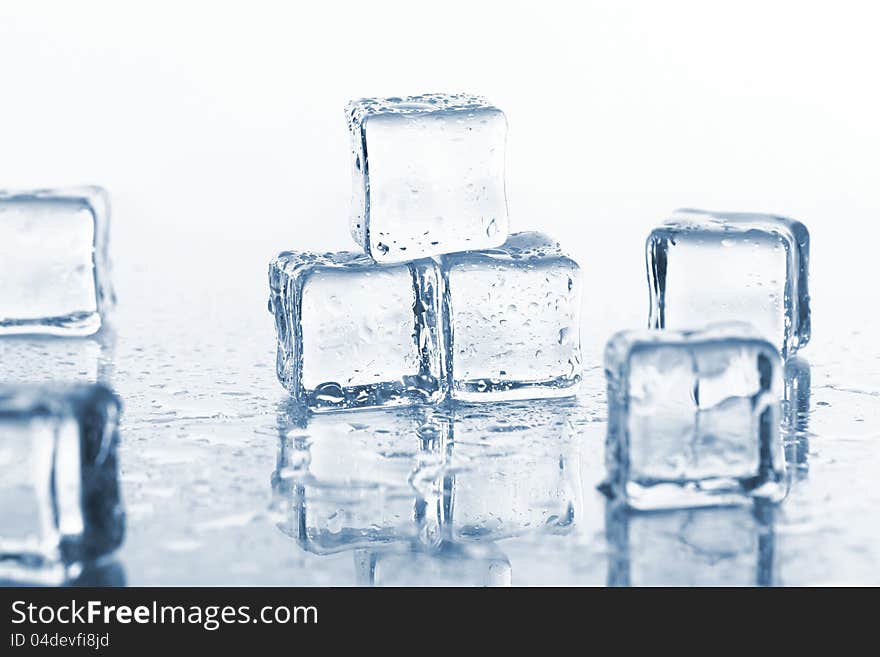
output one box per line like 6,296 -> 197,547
603,324 -> 786,510
347,93 -> 509,263
647,209 -> 810,358
0,187 -> 114,336
0,384 -> 123,584
268,250 -> 445,411
441,232 -> 582,401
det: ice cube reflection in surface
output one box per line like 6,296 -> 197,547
441,232 -> 582,401
0,188 -> 114,336
443,400 -> 581,541
0,384 -> 124,583
647,209 -> 810,358
354,543 -> 511,587
272,405 -> 449,555
603,325 -> 786,510
347,93 -> 509,263
268,250 -> 445,411
606,501 -> 777,586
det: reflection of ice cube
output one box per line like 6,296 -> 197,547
0,384 -> 124,583
603,325 -> 786,510
272,405 -> 449,554
647,209 -> 810,358
268,251 -> 444,411
783,357 -> 811,476
442,400 -> 581,541
441,232 -> 582,401
354,542 -> 511,587
0,188 -> 114,336
347,93 -> 508,263
606,501 -> 776,586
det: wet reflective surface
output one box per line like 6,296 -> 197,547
2,234 -> 878,586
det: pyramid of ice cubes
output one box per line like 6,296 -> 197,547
269,94 -> 583,412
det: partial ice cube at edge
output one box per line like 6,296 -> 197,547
0,187 -> 114,337
0,383 -> 124,584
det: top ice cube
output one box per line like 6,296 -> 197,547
346,93 -> 509,263
0,187 -> 114,337
647,209 -> 810,358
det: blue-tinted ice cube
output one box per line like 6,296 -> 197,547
0,188 -> 114,336
346,93 -> 509,263
268,250 -> 445,411
440,232 -> 582,401
0,384 -> 124,583
602,324 -> 786,510
272,407 -> 449,555
647,209 -> 810,358
605,502 -> 776,586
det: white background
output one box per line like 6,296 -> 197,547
1,0 -> 878,352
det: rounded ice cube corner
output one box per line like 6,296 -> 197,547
601,325 -> 788,512
267,249 -> 447,413
440,232 -> 584,402
0,186 -> 115,337
345,93 -> 510,264
645,208 -> 810,359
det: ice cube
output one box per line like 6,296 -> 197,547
346,93 -> 509,263
272,406 -> 449,555
0,188 -> 114,336
353,543 -> 511,587
602,324 -> 786,510
268,250 -> 445,411
442,400 -> 580,541
605,501 -> 776,586
647,209 -> 810,358
0,384 -> 124,583
441,232 -> 582,401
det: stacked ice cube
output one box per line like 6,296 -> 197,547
0,187 -> 123,584
269,94 -> 583,411
602,210 -> 811,511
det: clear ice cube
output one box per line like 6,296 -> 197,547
346,93 -> 509,263
647,209 -> 810,358
0,188 -> 114,336
268,250 -> 445,411
272,406 -> 449,554
441,232 -> 582,401
602,324 -> 786,510
0,384 -> 124,583
606,502 -> 776,586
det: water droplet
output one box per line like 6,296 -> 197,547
315,382 -> 345,403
